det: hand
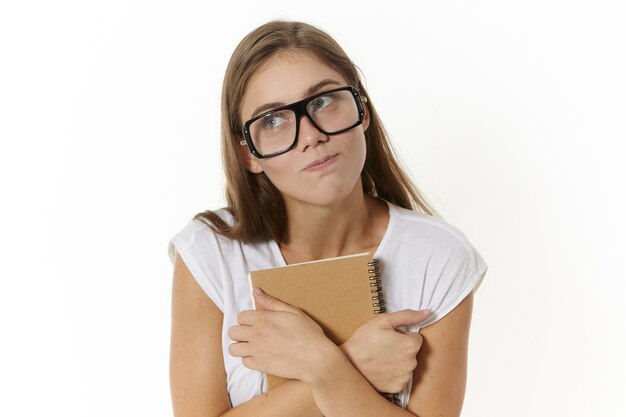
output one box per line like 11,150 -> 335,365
228,287 -> 338,384
340,309 -> 431,393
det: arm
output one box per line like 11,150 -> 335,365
406,292 -> 474,416
170,251 -> 230,417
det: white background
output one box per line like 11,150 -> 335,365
1,1 -> 625,416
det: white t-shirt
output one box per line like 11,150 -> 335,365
167,199 -> 488,408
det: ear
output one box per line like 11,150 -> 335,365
237,136 -> 264,174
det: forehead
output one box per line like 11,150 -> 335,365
241,50 -> 348,120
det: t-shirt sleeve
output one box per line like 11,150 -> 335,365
167,221 -> 225,311
418,235 -> 488,328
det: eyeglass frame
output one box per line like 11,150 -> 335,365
239,85 -> 368,159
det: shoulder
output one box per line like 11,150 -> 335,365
386,202 -> 476,256
167,208 -> 237,259
166,208 -> 245,312
382,201 -> 488,327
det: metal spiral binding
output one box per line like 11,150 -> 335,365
383,392 -> 402,406
369,259 -> 401,407
367,259 -> 385,314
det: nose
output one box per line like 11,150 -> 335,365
296,114 -> 328,152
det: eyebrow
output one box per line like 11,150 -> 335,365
249,79 -> 343,119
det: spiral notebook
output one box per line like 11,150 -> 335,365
248,252 -> 401,405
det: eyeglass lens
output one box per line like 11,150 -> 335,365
248,89 -> 359,156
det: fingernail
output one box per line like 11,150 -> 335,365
254,287 -> 264,296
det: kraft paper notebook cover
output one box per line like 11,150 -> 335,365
248,252 -> 385,390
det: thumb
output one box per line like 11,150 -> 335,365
253,287 -> 300,313
384,309 -> 432,330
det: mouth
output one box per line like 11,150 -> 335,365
303,154 -> 339,171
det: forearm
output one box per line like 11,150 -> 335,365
307,346 -> 416,417
220,379 -> 323,417
220,341 -> 385,417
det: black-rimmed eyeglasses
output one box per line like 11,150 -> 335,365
240,85 -> 368,159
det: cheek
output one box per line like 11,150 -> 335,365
258,157 -> 300,189
356,135 -> 367,168
338,131 -> 367,171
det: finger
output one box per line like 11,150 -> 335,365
395,327 -> 424,343
253,287 -> 301,313
228,341 -> 252,358
242,356 -> 260,371
237,310 -> 262,325
384,309 -> 432,329
228,324 -> 253,342
413,334 -> 424,352
408,333 -> 424,351
391,329 -> 423,350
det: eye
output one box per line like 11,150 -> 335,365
309,94 -> 335,111
262,114 -> 286,129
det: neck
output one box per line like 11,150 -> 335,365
279,181 -> 388,263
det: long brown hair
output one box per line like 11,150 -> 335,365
193,20 -> 441,243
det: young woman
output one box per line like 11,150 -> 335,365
168,20 -> 488,417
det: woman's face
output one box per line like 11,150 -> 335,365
239,50 -> 370,208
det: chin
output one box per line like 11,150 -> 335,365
287,180 -> 360,208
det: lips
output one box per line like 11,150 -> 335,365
303,154 -> 338,171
